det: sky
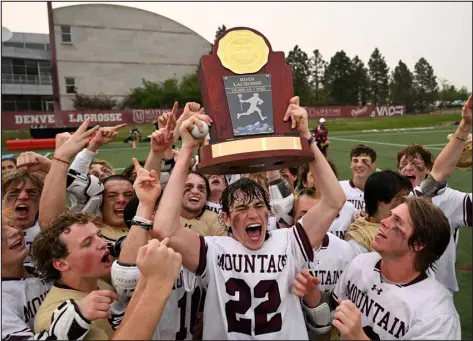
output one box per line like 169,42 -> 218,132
1,1 -> 472,90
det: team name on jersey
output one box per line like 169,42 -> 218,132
345,280 -> 407,338
23,291 -> 49,323
330,230 -> 346,240
216,253 -> 288,274
347,199 -> 365,210
308,269 -> 343,291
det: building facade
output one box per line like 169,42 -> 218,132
53,4 -> 211,110
1,32 -> 54,112
1,4 -> 211,112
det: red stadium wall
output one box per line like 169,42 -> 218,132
1,105 -> 404,129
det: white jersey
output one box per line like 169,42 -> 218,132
332,253 -> 460,340
196,223 -> 314,339
157,268 -> 205,340
23,220 -> 41,267
431,188 -> 472,292
205,201 -> 222,216
303,233 -> 354,292
339,180 -> 365,211
328,201 -> 357,240
2,273 -> 52,340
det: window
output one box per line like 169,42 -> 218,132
25,60 -> 39,76
25,43 -> 46,51
61,26 -> 72,43
65,77 -> 76,93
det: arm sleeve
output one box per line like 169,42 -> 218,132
402,314 -> 461,340
70,148 -> 96,174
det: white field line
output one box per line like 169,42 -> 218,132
330,137 -> 443,150
332,129 -> 454,139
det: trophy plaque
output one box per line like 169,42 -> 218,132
197,27 -> 314,175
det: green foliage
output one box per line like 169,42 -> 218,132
324,51 -> 355,105
390,60 -> 415,112
368,48 -> 390,105
413,57 -> 438,112
72,93 -> 117,110
286,45 -> 313,105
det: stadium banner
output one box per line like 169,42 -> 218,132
1,105 -> 405,129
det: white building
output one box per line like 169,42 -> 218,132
53,3 -> 211,109
1,4 -> 211,111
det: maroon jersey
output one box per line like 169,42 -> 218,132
314,125 -> 328,145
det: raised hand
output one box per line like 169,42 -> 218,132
332,299 -> 367,340
283,96 -> 310,138
461,94 -> 472,128
77,290 -> 118,321
136,238 -> 182,292
16,151 -> 52,173
54,118 -> 100,162
151,104 -> 177,154
88,123 -> 128,152
179,108 -> 213,149
132,158 -> 161,206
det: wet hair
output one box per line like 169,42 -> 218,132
31,212 -> 95,281
364,170 -> 412,217
293,187 -> 317,219
187,171 -> 211,201
405,196 -> 450,272
221,177 -> 271,216
350,144 -> 377,162
397,145 -> 435,171
121,160 -> 145,181
2,157 -> 17,166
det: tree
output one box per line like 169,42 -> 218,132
323,50 -> 354,105
310,49 -> 329,105
368,48 -> 390,105
72,93 -> 117,110
179,74 -> 202,103
389,60 -> 414,112
120,79 -> 165,109
413,57 -> 438,112
286,45 -> 312,104
350,56 -> 370,105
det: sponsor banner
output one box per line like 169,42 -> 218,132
305,105 -> 405,119
1,109 -> 174,129
2,105 -> 404,129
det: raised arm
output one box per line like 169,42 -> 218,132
70,123 -> 127,174
145,103 -> 177,173
152,106 -> 212,273
429,94 -> 472,183
283,97 -> 346,248
39,119 -> 99,228
112,239 -> 181,340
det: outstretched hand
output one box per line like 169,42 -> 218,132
461,94 -> 472,128
54,118 -> 100,161
179,106 -> 212,149
132,158 -> 161,206
151,104 -> 177,154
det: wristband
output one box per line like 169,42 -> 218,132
131,216 -> 153,230
455,134 -> 468,142
52,157 -> 70,166
308,136 -> 316,145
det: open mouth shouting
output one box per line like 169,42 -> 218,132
15,204 -> 29,219
376,229 -> 387,240
9,237 -> 25,251
100,250 -> 112,266
114,208 -> 125,217
245,223 -> 263,242
188,196 -> 201,204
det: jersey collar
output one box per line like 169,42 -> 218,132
374,259 -> 428,287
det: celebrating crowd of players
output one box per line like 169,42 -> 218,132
1,95 -> 472,340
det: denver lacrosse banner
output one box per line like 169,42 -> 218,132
1,105 -> 405,129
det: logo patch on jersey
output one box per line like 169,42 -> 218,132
371,284 -> 383,295
217,253 -> 287,273
345,280 -> 407,338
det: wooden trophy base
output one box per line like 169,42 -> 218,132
197,135 -> 315,175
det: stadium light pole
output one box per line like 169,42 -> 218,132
47,1 -> 62,126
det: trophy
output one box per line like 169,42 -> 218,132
197,27 -> 314,174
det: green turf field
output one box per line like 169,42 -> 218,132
2,113 -> 471,338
